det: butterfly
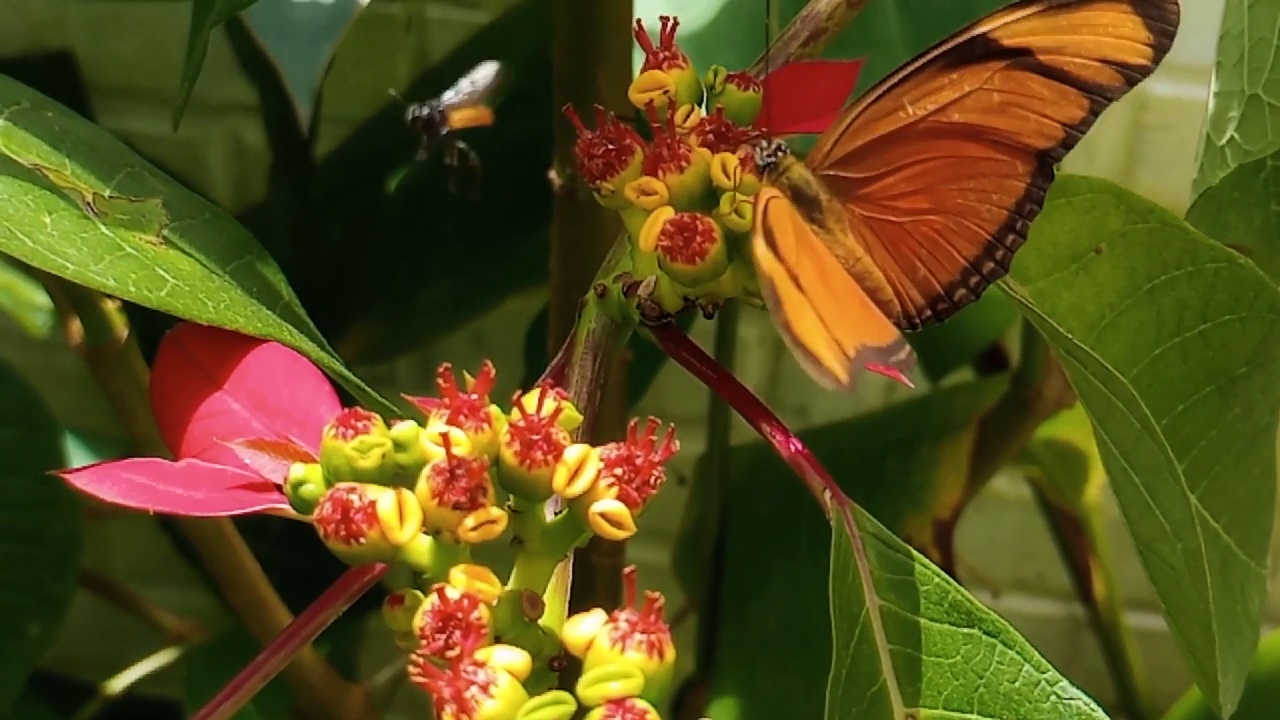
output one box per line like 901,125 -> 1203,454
402,60 -> 505,185
749,0 -> 1180,390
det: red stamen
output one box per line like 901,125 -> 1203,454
656,212 -> 718,266
605,567 -> 672,661
506,386 -> 570,470
425,434 -> 492,511
312,485 -> 377,546
406,361 -> 498,434
597,417 -> 679,510
326,407 -> 380,441
599,698 -> 657,720
408,655 -> 498,718
562,104 -> 646,188
416,585 -> 489,660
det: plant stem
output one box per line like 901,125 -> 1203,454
191,563 -> 388,720
747,0 -> 872,78
38,275 -> 370,720
967,319 -> 1076,492
550,0 -> 636,621
649,321 -> 845,515
1033,491 -> 1151,720
80,569 -> 208,643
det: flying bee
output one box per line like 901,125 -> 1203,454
402,60 -> 504,190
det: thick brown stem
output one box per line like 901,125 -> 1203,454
549,0 -> 635,617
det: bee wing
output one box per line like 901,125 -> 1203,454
439,60 -> 505,109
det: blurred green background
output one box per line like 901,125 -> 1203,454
0,0 -> 1270,718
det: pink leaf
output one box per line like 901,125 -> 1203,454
58,457 -> 290,517
221,437 -> 318,486
756,59 -> 865,135
149,322 -> 341,468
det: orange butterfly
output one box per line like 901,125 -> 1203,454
750,0 -> 1180,390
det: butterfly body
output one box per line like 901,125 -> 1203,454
749,0 -> 1181,391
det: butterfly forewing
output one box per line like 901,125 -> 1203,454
753,187 -> 916,390
802,0 -> 1180,330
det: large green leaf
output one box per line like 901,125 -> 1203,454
1185,149 -> 1280,283
174,0 -> 259,130
826,505 -> 1107,720
1162,628 -> 1280,720
698,377 -> 1100,720
1194,0 -> 1280,196
0,360 -> 82,712
0,75 -> 396,416
1002,174 -> 1280,717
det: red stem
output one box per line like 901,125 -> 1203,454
647,321 -> 847,517
191,563 -> 389,720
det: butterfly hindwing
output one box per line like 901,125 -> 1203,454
752,187 -> 916,391
804,0 -> 1180,330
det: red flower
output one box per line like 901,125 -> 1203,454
57,322 -> 342,516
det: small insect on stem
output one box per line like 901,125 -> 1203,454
398,60 -> 505,196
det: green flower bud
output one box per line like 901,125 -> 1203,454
285,461 -> 327,515
714,190 -> 755,237
383,588 -> 426,633
312,482 -> 423,566
517,690 -> 578,720
319,407 -> 395,485
510,384 -> 583,434
705,65 -> 763,127
639,206 -> 729,287
575,664 -> 647,708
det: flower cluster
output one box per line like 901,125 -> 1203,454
565,16 -> 769,315
287,362 -> 678,568
58,321 -> 684,720
564,16 -> 863,324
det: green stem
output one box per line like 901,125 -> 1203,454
967,319 -> 1076,493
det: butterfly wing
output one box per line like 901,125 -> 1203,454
805,0 -> 1180,330
752,186 -> 916,391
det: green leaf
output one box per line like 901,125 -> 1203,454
826,505 -> 1108,720
1002,174 -> 1280,718
1185,150 -> 1280,283
0,255 -> 53,339
174,0 -> 259,130
1194,0 -> 1280,196
242,0 -> 365,132
1021,405 -> 1151,720
0,359 -> 82,712
1163,627 -> 1280,720
0,76 -> 397,416
701,377 -> 1036,719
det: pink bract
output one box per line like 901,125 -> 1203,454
57,322 -> 343,517
756,59 -> 865,136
